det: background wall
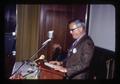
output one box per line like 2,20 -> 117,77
38,4 -> 87,60
88,4 -> 115,52
88,5 -> 115,79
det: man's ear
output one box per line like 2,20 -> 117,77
79,27 -> 83,32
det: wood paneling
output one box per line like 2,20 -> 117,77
38,4 -> 87,60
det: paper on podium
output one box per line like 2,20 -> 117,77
39,62 -> 65,79
44,62 -> 57,69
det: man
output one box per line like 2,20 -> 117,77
49,19 -> 95,79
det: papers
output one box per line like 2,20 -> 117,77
44,62 -> 57,68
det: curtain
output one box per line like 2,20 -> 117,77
16,5 -> 40,61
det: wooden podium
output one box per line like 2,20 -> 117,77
38,63 -> 65,79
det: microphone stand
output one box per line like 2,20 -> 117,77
10,39 -> 51,79
29,42 -> 48,61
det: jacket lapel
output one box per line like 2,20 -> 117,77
67,34 -> 88,58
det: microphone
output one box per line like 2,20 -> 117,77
29,30 -> 54,61
42,30 -> 54,45
48,30 -> 54,39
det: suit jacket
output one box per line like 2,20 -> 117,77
63,34 -> 95,79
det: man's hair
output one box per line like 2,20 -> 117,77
70,19 -> 86,30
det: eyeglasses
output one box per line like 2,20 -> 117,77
69,27 -> 78,32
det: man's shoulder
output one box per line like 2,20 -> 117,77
80,35 -> 94,46
79,34 -> 89,42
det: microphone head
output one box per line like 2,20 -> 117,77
48,30 -> 54,39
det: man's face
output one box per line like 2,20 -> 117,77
69,22 -> 83,39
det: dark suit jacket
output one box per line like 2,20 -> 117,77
63,34 -> 95,79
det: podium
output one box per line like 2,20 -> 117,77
38,63 -> 65,79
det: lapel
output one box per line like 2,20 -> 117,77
67,34 -> 88,58
74,34 -> 88,48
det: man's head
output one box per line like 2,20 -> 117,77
69,19 -> 86,39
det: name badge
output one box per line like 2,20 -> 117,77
72,48 -> 77,53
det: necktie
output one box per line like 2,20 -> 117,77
71,40 -> 78,48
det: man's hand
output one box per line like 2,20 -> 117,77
54,65 -> 67,73
48,61 -> 66,72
